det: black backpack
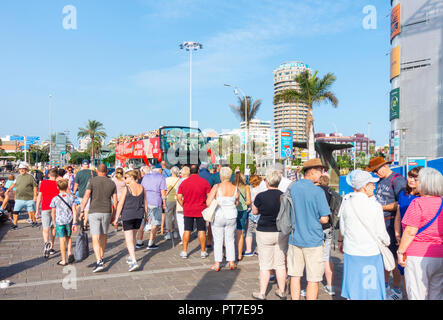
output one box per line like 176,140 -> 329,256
327,187 -> 342,229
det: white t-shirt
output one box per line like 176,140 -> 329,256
257,176 -> 292,194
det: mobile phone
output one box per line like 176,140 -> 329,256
402,252 -> 407,262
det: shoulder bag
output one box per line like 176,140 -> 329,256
348,197 -> 396,272
202,184 -> 219,223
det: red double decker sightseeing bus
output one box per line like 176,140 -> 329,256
115,126 -> 214,168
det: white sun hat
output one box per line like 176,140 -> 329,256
346,169 -> 379,190
18,162 -> 30,170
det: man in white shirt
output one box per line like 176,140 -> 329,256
257,163 -> 292,193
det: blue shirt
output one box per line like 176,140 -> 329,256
209,172 -> 234,188
199,168 -> 212,184
162,168 -> 172,178
398,189 -> 419,220
288,179 -> 331,248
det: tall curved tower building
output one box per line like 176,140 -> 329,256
273,61 -> 311,157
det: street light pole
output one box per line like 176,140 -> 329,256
180,42 -> 203,129
224,84 -> 248,172
49,94 -> 52,167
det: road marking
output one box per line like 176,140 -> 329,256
8,260 -> 258,289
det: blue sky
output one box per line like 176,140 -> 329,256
0,0 -> 392,147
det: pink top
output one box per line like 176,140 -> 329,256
402,196 -> 443,258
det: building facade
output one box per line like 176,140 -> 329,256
273,62 -> 311,157
240,119 -> 274,156
389,0 -> 443,164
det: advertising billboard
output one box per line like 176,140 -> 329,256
407,157 -> 426,172
390,46 -> 401,80
390,88 -> 400,121
279,130 -> 293,158
391,3 -> 401,41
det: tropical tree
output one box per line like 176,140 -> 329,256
77,120 -> 107,165
229,96 -> 262,156
274,70 -> 338,159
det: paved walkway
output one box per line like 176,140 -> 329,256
0,215 -> 345,300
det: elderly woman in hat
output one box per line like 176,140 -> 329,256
5,162 -> 38,230
338,169 -> 391,300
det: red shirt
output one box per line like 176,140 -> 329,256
402,196 -> 443,258
177,174 -> 211,218
39,180 -> 59,211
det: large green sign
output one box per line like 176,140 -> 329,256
390,88 -> 400,121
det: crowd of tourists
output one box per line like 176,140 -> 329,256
0,156 -> 441,300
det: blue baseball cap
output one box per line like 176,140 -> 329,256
82,159 -> 90,165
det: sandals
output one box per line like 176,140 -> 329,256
209,264 -> 221,272
57,261 -> 68,266
229,263 -> 237,270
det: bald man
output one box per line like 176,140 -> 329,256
80,164 -> 117,273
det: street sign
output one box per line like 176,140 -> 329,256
10,136 -> 24,141
27,136 -> 40,141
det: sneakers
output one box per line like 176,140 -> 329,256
93,260 -> 104,273
135,242 -> 144,249
146,244 -> 159,250
31,222 -> 38,228
128,261 -> 139,272
300,289 -> 306,297
252,292 -> 266,300
324,285 -> 336,296
126,256 -> 133,264
164,232 -> 171,240
144,224 -> 151,232
10,224 -> 18,230
27,219 -> 32,224
43,242 -> 51,259
49,248 -> 56,255
243,252 -> 254,257
387,288 -> 403,300
275,289 -> 287,300
173,232 -> 179,239
200,251 -> 209,259
180,251 -> 188,259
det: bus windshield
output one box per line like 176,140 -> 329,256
159,126 -> 207,166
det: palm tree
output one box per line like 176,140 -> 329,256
78,120 -> 107,165
229,96 -> 262,155
274,70 -> 338,159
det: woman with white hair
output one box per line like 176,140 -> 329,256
338,169 -> 391,300
398,167 -> 443,300
206,166 -> 239,271
251,168 -> 287,300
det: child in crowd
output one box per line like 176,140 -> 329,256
50,179 -> 77,266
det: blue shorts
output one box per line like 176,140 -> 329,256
13,200 -> 36,213
236,210 -> 249,231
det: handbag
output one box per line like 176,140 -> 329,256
74,223 -> 89,262
202,185 -> 219,223
348,197 -> 396,272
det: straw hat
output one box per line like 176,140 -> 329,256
365,157 -> 392,172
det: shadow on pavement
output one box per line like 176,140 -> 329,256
185,265 -> 241,300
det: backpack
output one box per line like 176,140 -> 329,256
276,182 -> 295,236
327,187 -> 342,229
